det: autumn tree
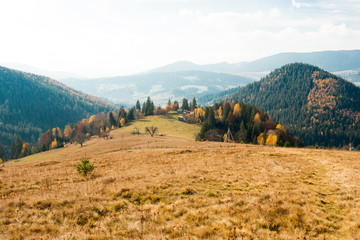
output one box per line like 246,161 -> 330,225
120,118 -> 126,127
172,101 -> 179,111
21,143 -> 31,157
63,125 -> 74,141
145,126 -> 158,137
254,113 -> 261,126
233,103 -> 241,118
75,132 -> 88,147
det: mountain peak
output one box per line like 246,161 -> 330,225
226,62 -> 360,147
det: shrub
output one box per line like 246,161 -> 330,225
76,158 -> 94,176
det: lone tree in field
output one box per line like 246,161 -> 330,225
76,158 -> 94,177
75,132 -> 88,147
145,126 -> 158,137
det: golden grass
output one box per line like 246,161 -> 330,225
1,117 -> 360,239
115,112 -> 201,141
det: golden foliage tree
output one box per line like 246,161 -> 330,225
217,106 -> 223,119
254,113 -> 261,126
120,118 -> 126,127
64,125 -> 73,140
266,134 -> 278,146
233,103 -> 241,118
50,138 -> 58,149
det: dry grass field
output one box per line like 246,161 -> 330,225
1,116 -> 360,239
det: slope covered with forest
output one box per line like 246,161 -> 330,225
0,66 -> 116,148
225,63 -> 360,147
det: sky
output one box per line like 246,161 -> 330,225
0,0 -> 360,78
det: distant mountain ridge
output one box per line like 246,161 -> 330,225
61,71 -> 253,106
0,66 -> 116,148
150,50 -> 360,74
224,63 -> 360,147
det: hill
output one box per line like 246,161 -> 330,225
0,66 -> 116,148
60,71 -> 253,105
1,114 -> 360,239
225,63 -> 360,147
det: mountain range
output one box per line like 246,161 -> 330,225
149,50 -> 360,75
60,71 -> 253,106
0,66 -> 116,148
62,50 -> 360,106
224,63 -> 360,147
4,50 -> 360,107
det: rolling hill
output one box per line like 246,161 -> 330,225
224,63 -> 360,147
0,66 -> 116,148
60,71 -> 253,106
1,114 -> 360,239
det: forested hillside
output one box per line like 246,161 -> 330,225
225,63 -> 360,147
0,66 -> 116,148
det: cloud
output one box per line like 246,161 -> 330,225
179,8 -> 193,17
291,0 -> 310,8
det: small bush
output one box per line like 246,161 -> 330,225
76,158 -> 95,177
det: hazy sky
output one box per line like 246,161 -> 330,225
1,0 -> 359,77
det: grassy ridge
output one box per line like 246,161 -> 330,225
116,112 -> 201,141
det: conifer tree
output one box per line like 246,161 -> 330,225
10,135 -> 23,159
0,141 -> 7,162
191,97 -> 197,111
181,98 -> 189,110
135,100 -> 141,111
108,112 -> 117,127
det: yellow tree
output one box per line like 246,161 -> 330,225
88,115 -> 95,123
266,134 -> 278,146
254,113 -> 261,126
217,106 -> 223,119
233,103 -> 241,118
120,118 -> 126,127
50,138 -> 58,149
64,125 -> 73,140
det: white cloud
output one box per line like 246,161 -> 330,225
179,8 -> 193,17
292,0 -> 311,8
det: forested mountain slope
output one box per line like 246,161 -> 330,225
225,63 -> 360,147
0,66 -> 116,148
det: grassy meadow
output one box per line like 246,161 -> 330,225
1,114 -> 360,239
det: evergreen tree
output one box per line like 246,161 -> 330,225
127,107 -> 135,122
142,102 -> 146,114
117,106 -> 127,121
135,100 -> 141,111
0,141 -> 7,162
181,98 -> 189,110
238,121 -> 246,143
191,97 -> 197,111
108,112 -> 117,127
10,135 -> 23,159
167,99 -> 171,106
222,102 -> 231,123
206,107 -> 216,129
